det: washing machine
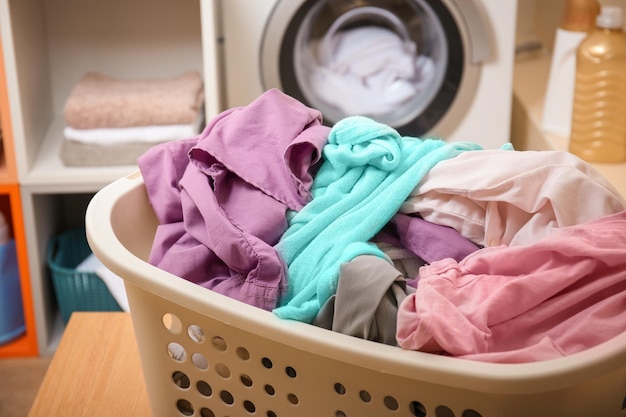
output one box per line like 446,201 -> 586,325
208,0 -> 517,149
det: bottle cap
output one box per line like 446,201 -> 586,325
560,0 -> 600,31
596,6 -> 624,29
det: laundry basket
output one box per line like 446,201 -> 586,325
85,171 -> 626,417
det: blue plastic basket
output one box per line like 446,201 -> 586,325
47,228 -> 122,324
0,239 -> 25,345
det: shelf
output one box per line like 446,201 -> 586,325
18,192 -> 98,355
0,0 -> 209,355
22,116 -> 138,192
1,0 -> 204,191
512,53 -> 626,198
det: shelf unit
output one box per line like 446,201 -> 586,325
0,0 -> 222,356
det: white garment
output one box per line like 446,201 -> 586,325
309,26 -> 434,116
76,253 -> 129,312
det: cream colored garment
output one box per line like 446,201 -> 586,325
401,149 -> 626,247
63,71 -> 204,129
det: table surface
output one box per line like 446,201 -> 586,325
28,312 -> 151,417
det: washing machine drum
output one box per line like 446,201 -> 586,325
260,0 -> 491,137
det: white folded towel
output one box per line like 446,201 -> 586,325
64,114 -> 203,146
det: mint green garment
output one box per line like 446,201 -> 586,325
273,116 -> 483,323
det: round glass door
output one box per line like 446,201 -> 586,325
264,0 -> 466,136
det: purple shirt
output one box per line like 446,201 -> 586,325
138,89 -> 330,310
376,213 -> 481,264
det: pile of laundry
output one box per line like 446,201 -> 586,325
61,71 -> 204,166
137,89 -> 626,363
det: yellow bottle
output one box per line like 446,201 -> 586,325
569,6 -> 626,163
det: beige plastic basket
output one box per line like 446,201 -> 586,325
85,171 -> 626,417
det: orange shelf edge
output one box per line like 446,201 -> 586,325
0,37 -> 37,357
0,184 -> 38,357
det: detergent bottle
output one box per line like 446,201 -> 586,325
569,6 -> 626,163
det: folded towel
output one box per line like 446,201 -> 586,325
60,138 -> 161,167
63,71 -> 204,129
63,113 -> 203,146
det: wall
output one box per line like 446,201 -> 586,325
516,0 -> 626,52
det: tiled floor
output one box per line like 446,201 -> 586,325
0,357 -> 51,417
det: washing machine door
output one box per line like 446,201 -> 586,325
260,0 -> 492,138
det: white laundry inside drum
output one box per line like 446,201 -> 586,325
294,5 -> 447,128
308,26 -> 435,115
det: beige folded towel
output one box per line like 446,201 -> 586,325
60,138 -> 161,167
63,71 -> 204,129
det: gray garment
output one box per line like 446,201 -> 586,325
375,241 -> 425,283
314,255 -> 415,346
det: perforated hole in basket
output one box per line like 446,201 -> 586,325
161,313 -> 485,417
172,371 -> 190,389
435,406 -> 455,417
188,324 -> 205,343
163,313 -> 182,334
331,379 -> 484,417
162,313 -> 307,417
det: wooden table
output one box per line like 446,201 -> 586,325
28,312 -> 151,417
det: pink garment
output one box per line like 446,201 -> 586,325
401,149 -> 626,247
396,210 -> 626,363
